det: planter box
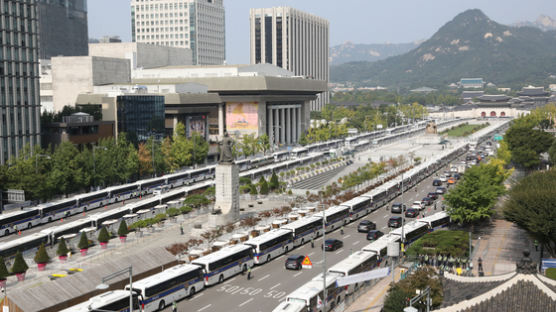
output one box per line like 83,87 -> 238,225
100,242 -> 108,249
58,255 -> 67,262
119,236 -> 127,243
16,273 -> 26,281
37,262 -> 47,271
80,249 -> 88,256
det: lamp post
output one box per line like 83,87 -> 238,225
401,172 -> 405,258
319,194 -> 327,310
92,146 -> 108,190
35,154 -> 51,174
96,266 -> 134,312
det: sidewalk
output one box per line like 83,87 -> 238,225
345,268 -> 401,312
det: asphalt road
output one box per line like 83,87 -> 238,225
169,150 -> 467,312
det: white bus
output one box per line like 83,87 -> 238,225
60,290 -> 140,312
272,301 -> 307,312
0,232 -> 49,259
340,196 -> 372,221
244,229 -> 294,264
0,209 -> 41,236
35,198 -> 79,223
126,264 -> 204,312
281,216 -> 323,247
390,221 -> 430,246
417,212 -> 451,232
321,206 -> 350,233
290,147 -> 309,159
192,244 -> 254,286
327,250 -> 379,294
284,272 -> 345,312
39,218 -> 92,245
362,234 -> 400,259
75,189 -> 113,211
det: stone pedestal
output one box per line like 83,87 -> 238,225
213,163 -> 239,224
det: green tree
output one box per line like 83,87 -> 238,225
160,136 -> 175,172
269,171 -> 279,190
191,132 -> 209,165
34,243 -> 50,264
11,251 -> 28,274
98,227 -> 110,243
503,170 -> 556,256
260,179 -> 269,195
0,256 -> 8,280
258,134 -> 270,155
48,141 -> 86,196
171,122 -> 194,168
505,123 -> 554,169
549,140 -> 556,165
249,183 -> 258,195
118,220 -> 129,237
78,232 -> 89,250
496,139 -> 512,165
183,194 -> 210,208
383,285 -> 411,312
56,237 -> 69,257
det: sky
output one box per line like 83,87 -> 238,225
88,0 -> 556,64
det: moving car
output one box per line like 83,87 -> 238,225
447,177 -> 456,185
357,220 -> 377,233
411,201 -> 424,210
439,175 -> 447,182
366,230 -> 384,241
427,192 -> 438,200
322,239 -> 343,251
405,208 -> 419,218
285,254 -> 305,270
421,197 -> 433,206
388,216 -> 403,228
390,203 -> 407,214
432,179 -> 442,186
436,187 -> 447,194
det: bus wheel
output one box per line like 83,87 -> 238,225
5,230 -> 9,236
158,300 -> 166,311
267,255 -> 271,263
285,246 -> 288,253
242,264 -> 247,274
48,217 -> 52,223
190,287 -> 196,297
219,275 -> 224,284
28,223 -> 32,229
301,239 -> 304,245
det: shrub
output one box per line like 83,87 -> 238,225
166,207 -> 181,217
11,251 -> 28,274
180,206 -> 193,214
118,220 -> 129,237
249,184 -> 258,195
260,180 -> 269,195
98,227 -> 110,243
269,172 -> 279,190
0,257 -> 8,280
154,213 -> 167,223
240,185 -> 252,194
78,232 -> 89,250
56,237 -> 69,256
34,243 -> 50,264
239,177 -> 252,185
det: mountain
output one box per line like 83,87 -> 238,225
331,9 -> 556,89
514,15 -> 556,32
329,41 -> 421,65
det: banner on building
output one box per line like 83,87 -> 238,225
226,102 -> 258,136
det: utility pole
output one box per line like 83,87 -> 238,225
152,137 -> 156,177
401,172 -> 405,257
321,199 -> 327,310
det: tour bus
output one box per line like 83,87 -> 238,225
340,196 -> 372,221
281,216 -> 323,247
0,232 -> 49,259
290,147 -> 309,159
321,205 -> 350,233
191,244 -> 254,286
417,212 -> 451,232
327,250 -> 379,294
35,198 -> 80,223
390,221 -> 430,246
272,301 -> 307,312
40,218 -> 92,245
244,229 -> 294,264
75,189 -> 113,211
125,264 -> 204,312
0,209 -> 41,236
361,185 -> 389,211
88,207 -> 132,229
60,290 -> 140,312
362,234 -> 400,259
108,183 -> 140,202
284,272 -> 345,312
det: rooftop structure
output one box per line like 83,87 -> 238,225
459,78 -> 485,89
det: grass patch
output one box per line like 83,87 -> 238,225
547,268 -> 556,281
440,122 -> 489,137
406,230 -> 469,258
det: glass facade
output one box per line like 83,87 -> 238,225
116,95 -> 165,144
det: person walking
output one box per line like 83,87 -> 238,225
172,301 -> 177,312
180,224 -> 184,235
340,225 -> 344,235
534,240 -> 539,251
247,266 -> 252,280
311,236 -> 315,248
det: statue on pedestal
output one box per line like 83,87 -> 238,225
516,250 -> 537,274
219,131 -> 234,164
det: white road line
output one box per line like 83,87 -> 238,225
279,296 -> 286,302
223,277 -> 236,284
381,226 -> 387,230
344,234 -> 351,239
190,293 -> 204,300
335,249 -> 343,254
258,274 -> 270,282
352,240 -> 360,245
383,215 -> 389,218
239,298 -> 254,307
294,271 -> 303,277
269,283 -> 281,290
198,304 -> 212,312
308,252 -> 315,256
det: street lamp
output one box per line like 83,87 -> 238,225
318,192 -> 327,310
92,146 -> 108,190
96,266 -> 134,312
35,154 -> 51,174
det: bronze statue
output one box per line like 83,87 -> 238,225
516,250 -> 537,274
219,131 -> 234,164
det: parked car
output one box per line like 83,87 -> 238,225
285,254 -> 305,270
447,177 -> 456,185
366,230 -> 384,241
427,192 -> 438,200
439,175 -> 447,182
411,201 -> 424,210
405,208 -> 419,218
444,171 -> 452,178
453,173 -> 461,180
433,179 -> 442,186
388,216 -> 403,228
436,187 -> 447,194
390,203 -> 407,214
357,220 -> 377,233
421,197 -> 433,206
322,239 -> 343,251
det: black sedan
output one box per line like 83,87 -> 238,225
433,179 -> 442,186
322,239 -> 343,251
366,230 -> 384,241
357,220 -> 377,233
421,197 -> 433,206
427,192 -> 438,200
405,208 -> 419,218
285,254 -> 305,270
388,216 -> 403,228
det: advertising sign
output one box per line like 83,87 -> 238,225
226,102 -> 258,136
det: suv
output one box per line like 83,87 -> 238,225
357,220 -> 377,233
367,230 -> 384,241
390,203 -> 406,214
432,179 -> 442,186
388,216 -> 403,228
285,255 -> 305,270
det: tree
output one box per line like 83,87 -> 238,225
505,123 -> 554,168
260,180 -> 269,195
503,170 -> 556,256
137,142 -> 153,177
171,122 -> 194,168
56,237 -> 69,257
11,251 -> 28,274
549,140 -> 556,165
98,226 -> 110,243
249,183 -> 258,195
183,194 -> 210,208
258,134 -> 270,155
0,256 -> 8,280
34,243 -> 50,264
269,171 -> 279,190
496,140 -> 512,165
191,132 -> 209,165
78,232 -> 89,250
48,141 -> 86,196
118,220 -> 129,237
383,285 -> 411,312
161,136 -> 175,172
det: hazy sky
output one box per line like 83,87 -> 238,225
88,0 -> 556,64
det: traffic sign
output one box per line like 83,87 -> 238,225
302,255 -> 313,269
494,134 -> 503,141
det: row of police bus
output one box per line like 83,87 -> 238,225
59,140 -> 467,312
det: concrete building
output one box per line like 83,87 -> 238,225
49,56 -> 131,112
39,60 -> 54,112
249,7 -> 329,111
130,0 -> 225,65
0,0 -> 41,165
42,112 -> 115,150
37,0 -> 88,59
88,42 -> 192,69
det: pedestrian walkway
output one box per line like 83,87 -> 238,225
345,268 -> 401,312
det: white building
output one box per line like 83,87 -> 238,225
250,7 -> 329,111
130,0 -> 225,65
89,42 -> 192,69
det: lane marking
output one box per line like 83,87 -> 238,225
258,274 -> 270,282
269,283 -> 281,290
198,304 -> 212,312
308,252 -> 315,256
382,226 -> 387,230
190,293 -> 203,300
344,234 -> 351,239
239,298 -> 254,307
294,271 -> 303,277
352,240 -> 360,246
383,215 -> 389,218
335,249 -> 343,254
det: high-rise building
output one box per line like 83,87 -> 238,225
130,0 -> 225,65
0,0 -> 41,165
250,7 -> 329,111
37,0 -> 89,59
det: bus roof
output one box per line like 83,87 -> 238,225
390,221 -> 428,239
127,264 -> 201,290
0,232 -> 48,252
60,290 -> 134,312
287,280 -> 326,302
281,216 -> 322,231
340,196 -> 370,208
417,212 -> 449,225
39,218 -> 91,235
328,250 -> 376,275
191,244 -> 252,265
87,207 -> 130,221
272,301 -> 306,312
361,234 -> 400,255
322,205 -> 350,218
0,209 -> 37,220
244,229 -> 292,245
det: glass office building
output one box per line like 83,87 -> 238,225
116,95 -> 165,144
